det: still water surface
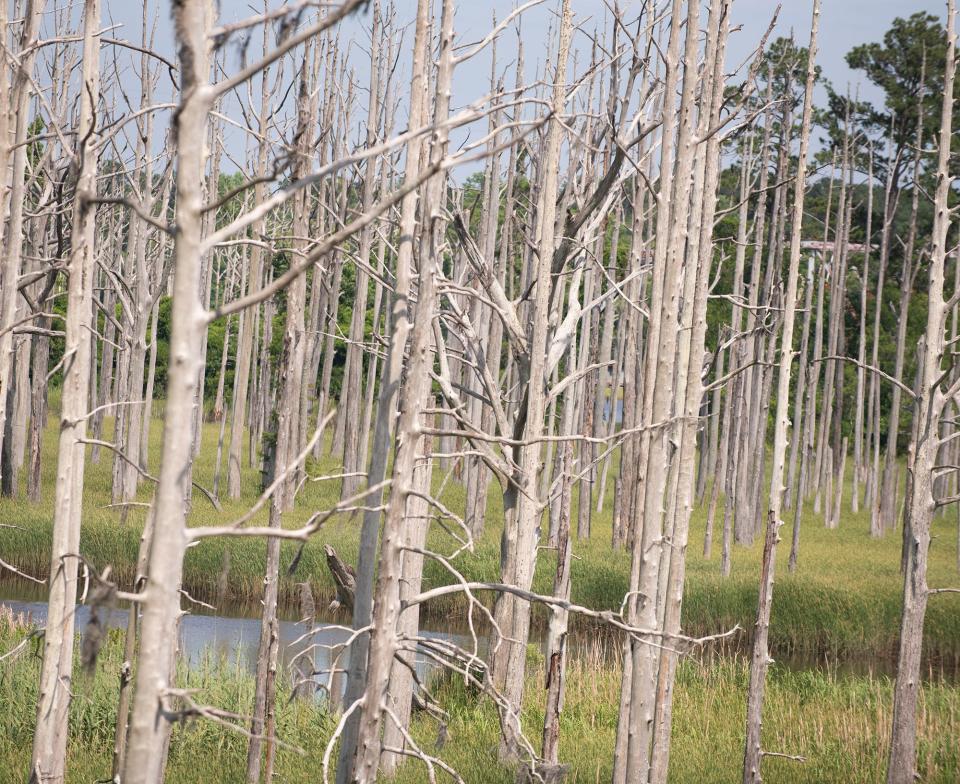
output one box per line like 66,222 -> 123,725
0,582 -> 475,698
2,581 -> 957,684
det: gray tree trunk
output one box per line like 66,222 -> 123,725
489,0 -> 572,759
120,2 -> 213,779
335,3 -> 430,777
29,1 -> 98,779
887,5 -> 955,778
743,3 -> 819,778
348,5 -> 451,778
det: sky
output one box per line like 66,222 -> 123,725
729,0 -> 945,105
454,0 -> 946,98
87,0 -> 950,176
125,1 -> 950,86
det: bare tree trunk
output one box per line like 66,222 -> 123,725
614,1 -> 700,778
464,50 -> 504,540
490,0 -> 572,760
27,207 -> 53,501
119,43 -> 160,501
868,127 -> 898,530
814,112 -> 852,521
593,206 -> 621,520
0,0 -> 44,492
808,162 -> 835,510
347,5 -> 450,778
112,507 -> 156,778
742,513 -> 782,783
187,122 -> 223,469
379,435 -> 433,775
226,14 -> 271,500
852,153 -> 875,513
26,319 -> 49,502
246,37 -> 317,783
880,77 -> 927,533
91,284 -> 116,465
121,2 -> 212,779
338,1 -> 383,500
316,117 -> 349,441
734,77 -> 776,545
650,5 -> 730,775
743,2 -> 819,778
786,256 -> 815,512
299,34 -> 339,464
716,134 -> 754,569
336,3 -> 431,778
788,409 -> 810,573
29,1 -> 98,779
140,298 -> 161,468
887,5 -> 955,778
212,310 -> 233,498
541,436 -> 573,770
0,1 -> 12,471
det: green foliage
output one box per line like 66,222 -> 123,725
846,12 -> 954,160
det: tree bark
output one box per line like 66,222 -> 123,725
29,1 -> 98,779
226,12 -> 271,500
120,2 -> 213,779
887,4 -> 955,779
0,0 -> 44,492
347,5 -> 450,778
245,36 -> 317,783
614,1 -> 700,778
743,2 -> 819,778
490,0 -> 572,760
338,0 -> 383,500
335,2 -> 430,778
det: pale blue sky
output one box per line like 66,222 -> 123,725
88,0 -> 948,174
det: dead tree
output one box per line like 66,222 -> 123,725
878,72 -> 928,534
614,1 -> 699,779
0,1 -> 44,491
887,2 -> 956,779
489,0 -> 572,759
742,3 -> 819,779
226,6 -> 273,501
336,0 -> 384,500
29,1 -> 100,780
346,3 -> 453,778
120,1 -> 214,779
245,33 -> 320,784
334,4 -> 429,778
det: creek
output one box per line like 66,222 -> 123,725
2,581 -> 957,688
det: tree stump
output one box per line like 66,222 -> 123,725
323,544 -> 356,613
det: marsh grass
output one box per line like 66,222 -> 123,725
0,616 -> 334,782
411,647 -> 960,783
0,617 -> 956,782
0,411 -> 959,660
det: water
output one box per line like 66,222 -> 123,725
603,398 -> 624,424
2,581 -> 956,685
1,593 -> 353,676
0,582 -> 475,698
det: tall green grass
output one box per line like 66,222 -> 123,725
1,411 -> 959,659
0,614 -> 956,783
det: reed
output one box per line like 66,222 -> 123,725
0,620 -> 956,783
